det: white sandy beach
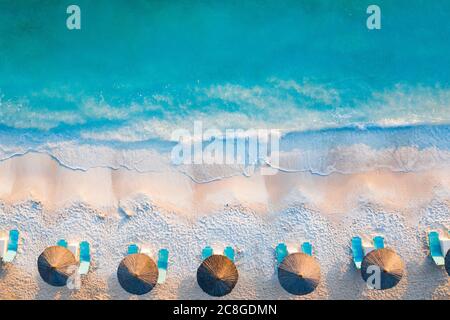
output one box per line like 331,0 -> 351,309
0,152 -> 448,299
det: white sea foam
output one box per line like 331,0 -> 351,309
0,127 -> 449,184
2,81 -> 450,142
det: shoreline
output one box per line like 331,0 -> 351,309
0,123 -> 449,178
0,152 -> 449,217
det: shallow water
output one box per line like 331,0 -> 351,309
0,1 -> 449,178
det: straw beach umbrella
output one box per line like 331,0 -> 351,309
445,251 -> 450,277
117,253 -> 158,295
197,255 -> 239,297
277,252 -> 321,295
38,246 -> 77,287
361,248 -> 404,290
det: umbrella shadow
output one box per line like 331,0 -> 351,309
105,272 -> 159,300
325,261 -> 366,300
254,272 -> 295,300
35,276 -> 74,300
0,263 -> 12,283
35,270 -> 109,300
0,262 -> 16,279
401,257 -> 447,299
253,269 -> 331,300
69,273 -> 111,300
106,272 -> 133,300
178,275 -> 212,300
0,264 -> 6,279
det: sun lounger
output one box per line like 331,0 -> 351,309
275,243 -> 288,265
2,230 -> 19,263
78,241 -> 91,275
301,242 -> 312,256
440,230 -> 450,257
127,244 -> 139,255
362,237 -> 376,255
67,242 -> 79,256
224,246 -> 235,261
428,231 -> 445,266
351,236 -> 364,269
140,246 -> 152,256
373,236 -> 385,249
0,237 -> 7,260
202,246 -> 213,260
157,249 -> 169,284
57,239 -> 68,248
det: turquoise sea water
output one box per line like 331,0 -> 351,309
0,1 -> 449,175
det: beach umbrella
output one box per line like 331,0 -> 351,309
117,253 -> 158,295
277,252 -> 321,295
361,248 -> 404,290
445,251 -> 450,277
37,246 -> 77,287
197,254 -> 239,297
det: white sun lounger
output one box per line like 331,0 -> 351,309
440,230 -> 450,256
2,230 -> 19,263
67,242 -> 79,257
0,237 -> 7,260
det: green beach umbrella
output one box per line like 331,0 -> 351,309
197,254 -> 239,297
38,246 -> 77,287
361,248 -> 404,290
277,252 -> 321,295
445,251 -> 450,277
117,253 -> 159,295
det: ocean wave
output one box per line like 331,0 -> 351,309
1,80 -> 450,142
0,123 -> 449,183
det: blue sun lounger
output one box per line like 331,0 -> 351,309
428,231 -> 445,266
57,239 -> 68,248
202,246 -> 213,260
127,244 -> 139,255
373,236 -> 385,249
2,230 -> 19,263
351,236 -> 364,269
157,249 -> 169,284
443,230 -> 450,256
275,243 -> 288,266
301,242 -> 312,256
78,241 -> 91,275
224,246 -> 235,261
